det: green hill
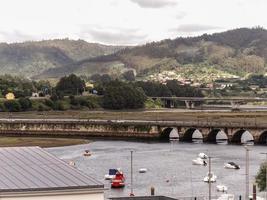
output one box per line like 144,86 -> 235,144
0,39 -> 124,78
1,28 -> 267,82
37,27 -> 267,82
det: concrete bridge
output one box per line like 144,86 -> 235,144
152,96 -> 267,109
0,119 -> 266,144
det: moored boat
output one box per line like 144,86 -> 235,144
83,150 -> 92,156
198,153 -> 208,159
224,162 -> 240,169
139,168 -> 147,173
204,172 -> 217,183
111,171 -> 125,188
192,157 -> 207,166
217,184 -> 228,192
105,169 -> 118,180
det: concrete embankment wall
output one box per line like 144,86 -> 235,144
0,120 -> 160,139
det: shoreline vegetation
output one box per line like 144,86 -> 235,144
0,136 -> 90,148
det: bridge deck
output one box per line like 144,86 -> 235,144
0,119 -> 266,129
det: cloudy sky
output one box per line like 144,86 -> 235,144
0,0 -> 265,45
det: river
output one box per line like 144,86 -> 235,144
47,141 -> 267,199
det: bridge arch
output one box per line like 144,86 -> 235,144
183,128 -> 203,142
160,127 -> 179,141
206,129 -> 228,143
259,131 -> 267,144
232,129 -> 254,144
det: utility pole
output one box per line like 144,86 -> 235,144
260,152 -> 267,200
130,150 -> 134,196
244,145 -> 250,200
208,156 -> 212,200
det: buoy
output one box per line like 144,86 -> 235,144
69,161 -> 75,166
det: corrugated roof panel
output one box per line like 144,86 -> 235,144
0,146 -> 103,192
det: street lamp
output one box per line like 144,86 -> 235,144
208,156 -> 212,200
130,150 -> 134,196
244,145 -> 250,200
260,152 -> 267,200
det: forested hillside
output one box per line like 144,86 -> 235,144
0,39 -> 124,78
1,28 -> 267,81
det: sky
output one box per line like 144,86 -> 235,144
0,0 -> 266,45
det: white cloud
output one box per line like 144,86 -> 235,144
79,26 -> 147,45
175,24 -> 222,33
0,0 -> 265,44
130,0 -> 178,8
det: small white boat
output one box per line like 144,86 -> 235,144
68,160 -> 76,167
139,168 -> 147,173
204,172 -> 217,183
83,150 -> 92,156
224,162 -> 240,169
199,153 -> 208,159
105,169 -> 118,180
192,157 -> 207,166
217,185 -> 228,192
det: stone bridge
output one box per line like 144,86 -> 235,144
152,96 -> 267,109
0,119 -> 266,144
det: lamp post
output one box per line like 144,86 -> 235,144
244,145 -> 250,200
260,152 -> 267,200
208,156 -> 212,200
130,150 -> 134,196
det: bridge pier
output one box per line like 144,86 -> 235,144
230,101 -> 240,110
185,101 -> 195,109
199,128 -> 211,142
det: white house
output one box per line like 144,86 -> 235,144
0,146 -> 104,200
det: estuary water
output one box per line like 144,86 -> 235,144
47,141 -> 267,199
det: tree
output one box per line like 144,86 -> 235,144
256,162 -> 267,191
135,81 -> 172,97
103,81 -> 146,109
55,74 -> 85,95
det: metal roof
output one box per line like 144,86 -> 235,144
109,196 -> 177,200
0,146 -> 103,192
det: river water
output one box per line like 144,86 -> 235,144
47,141 -> 267,199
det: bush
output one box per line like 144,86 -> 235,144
18,98 -> 32,111
38,105 -> 44,111
4,100 -> 21,112
50,92 -> 59,101
31,100 -> 51,111
57,101 -> 70,111
44,99 -> 55,109
145,98 -> 163,109
0,102 -> 6,112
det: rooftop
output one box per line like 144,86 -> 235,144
0,146 -> 103,193
110,196 -> 177,200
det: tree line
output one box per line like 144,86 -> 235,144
0,74 -> 203,111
